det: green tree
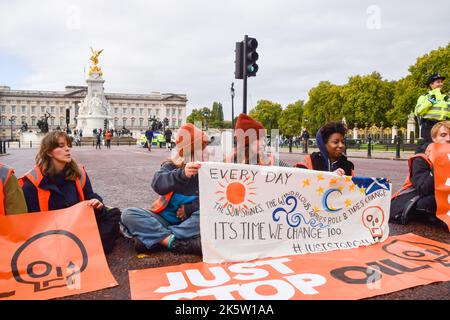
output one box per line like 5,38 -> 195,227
387,76 -> 420,126
303,81 -> 344,133
409,42 -> 450,92
210,102 -> 224,128
341,72 -> 394,128
249,100 -> 282,131
186,107 -> 211,127
278,100 -> 304,137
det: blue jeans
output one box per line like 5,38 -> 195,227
120,207 -> 200,249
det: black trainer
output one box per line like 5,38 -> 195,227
171,237 -> 202,255
133,237 -> 148,254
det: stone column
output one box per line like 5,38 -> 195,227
392,125 -> 398,143
407,112 -> 416,143
353,123 -> 358,139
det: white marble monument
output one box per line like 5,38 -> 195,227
76,48 -> 113,137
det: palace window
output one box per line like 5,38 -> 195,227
131,108 -> 135,115
22,106 -> 26,113
114,119 -> 118,127
131,118 -> 135,127
123,108 -> 127,114
51,118 -> 55,126
11,106 -> 16,113
122,118 -> 127,127
172,108 -> 176,116
156,109 -> 160,116
31,106 -> 36,114
32,117 -> 36,126
140,108 -> 143,116
41,106 -> 45,113
139,118 -> 143,127
51,106 -> 55,113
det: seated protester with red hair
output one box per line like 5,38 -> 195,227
294,122 -> 354,176
390,120 -> 450,229
120,123 -> 209,255
20,131 -> 120,253
0,163 -> 27,215
226,113 -> 289,167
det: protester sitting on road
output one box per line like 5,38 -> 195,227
390,120 -> 450,229
120,123 -> 209,255
19,131 -> 120,253
225,113 -> 289,167
0,163 -> 27,215
294,122 -> 354,176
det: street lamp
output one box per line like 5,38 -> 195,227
203,111 -> 209,131
231,82 -> 235,129
9,115 -> 16,141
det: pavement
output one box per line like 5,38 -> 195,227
2,145 -> 448,300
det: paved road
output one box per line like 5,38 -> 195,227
2,146 -> 448,300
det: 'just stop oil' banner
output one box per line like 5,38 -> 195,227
128,233 -> 450,300
198,162 -> 392,263
0,202 -> 117,300
427,143 -> 450,230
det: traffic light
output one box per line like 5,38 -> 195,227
103,119 -> 107,129
234,42 -> 243,79
164,118 -> 169,127
66,109 -> 70,124
245,37 -> 258,77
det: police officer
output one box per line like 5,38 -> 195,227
415,73 -> 450,148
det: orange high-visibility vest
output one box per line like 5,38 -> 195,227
0,164 -> 14,216
150,192 -> 175,214
295,154 -> 356,176
392,154 -> 432,199
18,165 -> 87,212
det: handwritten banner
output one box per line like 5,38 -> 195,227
198,162 -> 391,263
0,203 -> 118,300
427,143 -> 450,231
128,233 -> 450,300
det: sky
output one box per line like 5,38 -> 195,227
0,0 -> 449,120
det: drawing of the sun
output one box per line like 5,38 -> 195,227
216,177 -> 257,213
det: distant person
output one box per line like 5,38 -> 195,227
301,129 -> 310,153
390,121 -> 450,230
0,163 -> 27,215
95,131 -> 102,149
105,130 -> 112,149
19,131 -> 120,253
294,122 -> 355,176
415,73 -> 450,153
145,127 -> 154,152
164,127 -> 173,151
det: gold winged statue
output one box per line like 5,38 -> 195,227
88,47 -> 104,77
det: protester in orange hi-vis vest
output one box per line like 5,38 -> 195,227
225,113 -> 289,167
120,123 -> 210,255
390,120 -> 450,229
0,163 -> 27,215
18,131 -> 120,253
294,122 -> 355,176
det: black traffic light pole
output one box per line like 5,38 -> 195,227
243,35 -> 248,114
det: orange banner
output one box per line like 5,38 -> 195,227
428,143 -> 450,230
129,233 -> 450,300
0,202 -> 118,300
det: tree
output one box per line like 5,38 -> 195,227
303,81 -> 344,133
210,102 -> 224,128
249,100 -> 282,131
278,100 -> 304,137
186,107 -> 211,127
387,76 -> 420,127
409,42 -> 450,92
341,72 -> 394,128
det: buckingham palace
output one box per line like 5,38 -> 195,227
0,85 -> 187,139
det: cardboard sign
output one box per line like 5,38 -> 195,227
0,202 -> 118,300
198,162 -> 391,262
427,143 -> 450,230
128,233 -> 450,300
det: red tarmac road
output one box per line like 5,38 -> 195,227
2,146 -> 448,300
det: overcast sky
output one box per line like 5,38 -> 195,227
1,0 -> 449,119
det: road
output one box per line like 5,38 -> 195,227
2,146 -> 448,300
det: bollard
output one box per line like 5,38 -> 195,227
18,140 -> 21,148
93,140 -> 95,147
30,140 -> 32,148
396,136 -> 401,159
367,137 -> 372,158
